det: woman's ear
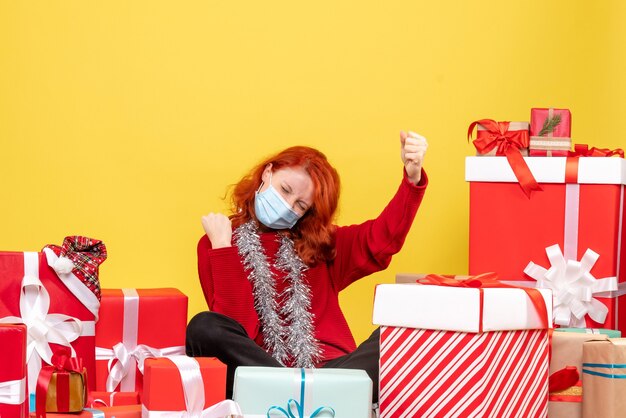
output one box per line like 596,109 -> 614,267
262,163 -> 273,182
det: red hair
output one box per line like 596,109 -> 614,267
229,146 -> 340,265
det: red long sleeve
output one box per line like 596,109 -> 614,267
197,237 -> 260,338
197,169 -> 428,364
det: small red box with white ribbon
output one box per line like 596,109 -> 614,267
142,356 -> 237,417
94,288 -> 188,395
0,323 -> 28,418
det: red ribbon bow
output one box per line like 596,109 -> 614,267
468,119 -> 542,198
419,272 -> 550,332
36,347 -> 87,418
419,272 -> 500,288
569,144 -> 624,158
49,347 -> 84,373
564,143 -> 625,184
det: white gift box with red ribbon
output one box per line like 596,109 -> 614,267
373,282 -> 552,418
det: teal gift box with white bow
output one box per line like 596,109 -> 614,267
233,367 -> 372,418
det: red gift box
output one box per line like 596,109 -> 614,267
87,391 -> 140,408
0,251 -> 100,398
468,119 -> 541,197
94,288 -> 187,394
373,280 -> 552,417
0,323 -> 28,418
529,108 -> 572,156
142,356 -> 237,417
467,155 -> 626,332
470,120 -> 530,156
35,347 -> 88,418
29,404 -> 142,418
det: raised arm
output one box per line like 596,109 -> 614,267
197,214 -> 261,338
328,131 -> 428,290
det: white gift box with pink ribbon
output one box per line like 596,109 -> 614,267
466,155 -> 626,332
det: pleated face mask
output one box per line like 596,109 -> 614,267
254,172 -> 301,229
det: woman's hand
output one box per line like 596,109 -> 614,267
201,213 -> 233,249
400,131 -> 428,185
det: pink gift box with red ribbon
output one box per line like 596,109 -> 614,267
529,108 -> 572,156
0,323 -> 28,418
466,150 -> 626,333
94,288 -> 188,395
0,250 -> 101,402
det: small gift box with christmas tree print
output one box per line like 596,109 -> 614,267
529,107 -> 572,156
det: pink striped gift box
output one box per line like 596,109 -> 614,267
373,282 -> 553,418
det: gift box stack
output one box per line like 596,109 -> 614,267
464,108 -> 626,417
0,236 -> 239,418
0,238 -> 103,417
0,239 -> 371,418
378,109 -> 625,417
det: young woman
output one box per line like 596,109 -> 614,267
186,131 -> 428,401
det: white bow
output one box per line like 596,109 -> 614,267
0,252 -> 84,393
0,377 -> 26,405
142,356 -> 242,417
524,244 -> 618,327
96,343 -> 185,392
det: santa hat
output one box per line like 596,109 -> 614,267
44,236 -> 107,300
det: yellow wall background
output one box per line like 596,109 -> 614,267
1,1 -> 624,344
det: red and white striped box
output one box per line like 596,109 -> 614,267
373,283 -> 553,418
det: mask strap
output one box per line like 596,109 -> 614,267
257,170 -> 273,193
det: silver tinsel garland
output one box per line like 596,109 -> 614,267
234,220 -> 321,368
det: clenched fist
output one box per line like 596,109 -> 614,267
400,131 -> 428,185
201,213 -> 232,249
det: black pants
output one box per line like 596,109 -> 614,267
185,311 -> 380,403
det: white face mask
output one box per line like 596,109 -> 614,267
254,172 -> 302,229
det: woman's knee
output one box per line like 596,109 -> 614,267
187,312 -> 224,342
186,311 -> 247,350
